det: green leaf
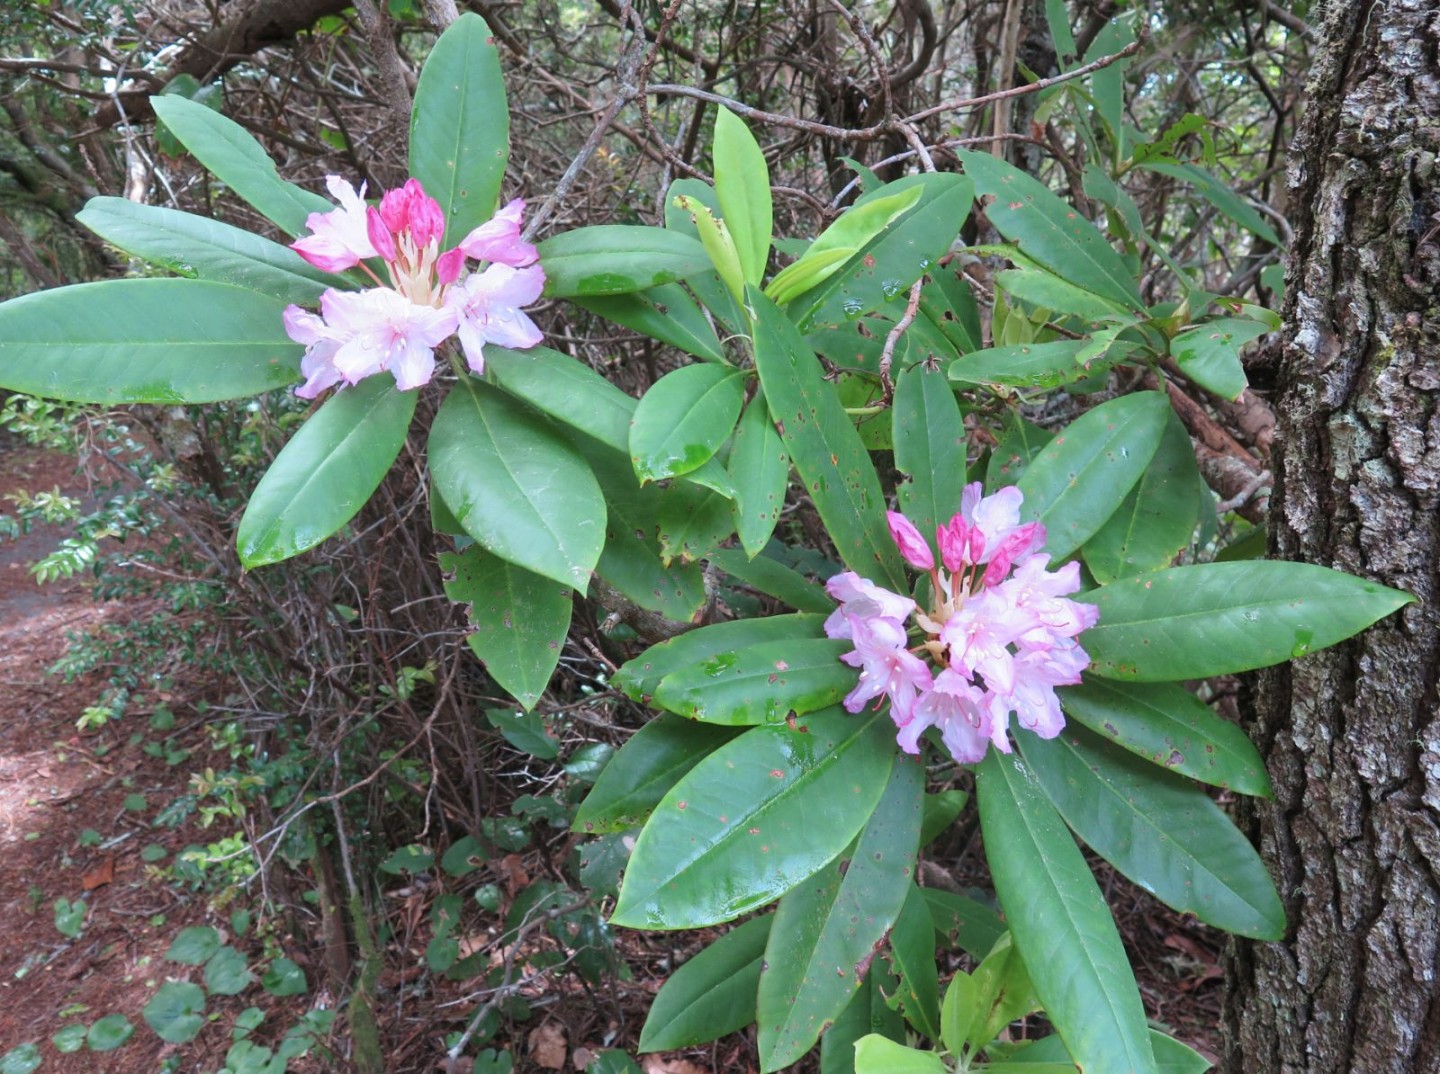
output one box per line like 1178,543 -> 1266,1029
430,376 -> 605,589
587,1050 -> 645,1074
409,14 -> 509,244
664,179 -> 747,332
485,345 -> 638,452
675,194 -> 747,304
1138,161 -> 1281,246
966,934 -> 1041,1050
986,412 -> 1054,488
708,547 -> 832,614
757,755 -> 924,1071
653,638 -> 853,725
853,1036 -> 946,1074
612,710 -> 895,929
657,484 -> 736,564
920,267 -> 984,355
893,362 -> 967,551
1171,318 -> 1266,401
86,1013 -> 135,1051
484,707 -> 559,760
994,267 -> 1136,321
1021,726 -> 1284,938
949,338 -> 1125,390
574,284 -> 725,362
205,945 -> 254,995
638,913 -> 772,1051
613,613 -> 825,701
1060,677 -> 1271,797
922,888 -> 1008,960
919,789 -> 968,848
263,958 -> 309,998
728,393 -> 792,558
630,364 -> 746,484
53,896 -> 85,938
380,843 -> 435,873
713,108 -> 773,287
52,1024 -> 87,1053
150,95 -> 332,236
441,835 -> 490,877
884,884 -> 941,1039
977,749 -> 1157,1074
1007,1030 -> 1212,1073
750,287 -> 905,589
0,279 -> 300,403
442,543 -> 572,710
1016,390 -> 1171,559
144,980 -> 207,1044
239,377 -> 415,566
0,1045 -> 40,1074
1080,561 -> 1414,681
940,970 -> 979,1057
575,715 -> 741,834
821,965 -> 906,1074
958,150 -> 1142,312
76,198 -> 334,303
167,925 -> 221,965
1082,411 -> 1201,583
540,226 -> 712,297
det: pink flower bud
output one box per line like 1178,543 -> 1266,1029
938,515 -> 969,572
366,206 -> 396,262
435,247 -> 466,286
887,511 -> 933,569
407,189 -> 446,248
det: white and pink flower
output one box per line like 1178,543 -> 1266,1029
825,482 -> 1099,765
283,177 -> 545,397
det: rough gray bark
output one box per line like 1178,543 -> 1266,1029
1222,1 -> 1440,1072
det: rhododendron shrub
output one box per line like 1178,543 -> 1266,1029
0,16 -> 1412,1074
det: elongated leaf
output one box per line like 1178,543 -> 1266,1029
977,750 -> 1157,1074
574,715 -> 742,834
709,547 -> 832,614
820,964 -> 906,1074
442,543 -> 572,710
986,412 -> 1053,488
1021,726 -> 1283,938
1010,1029 -> 1212,1073
614,613 -> 826,701
853,1036 -> 946,1074
713,108 -> 773,287
893,363 -> 967,552
950,339 -> 1115,390
665,178 -> 747,332
611,710 -> 895,929
574,284 -> 725,362
0,279 -> 299,403
76,198 -> 333,303
238,377 -> 414,566
750,288 -> 905,589
430,377 -> 605,589
920,267 -> 984,354
884,884 -> 941,1040
729,393 -> 792,557
150,96 -> 331,236
995,268 -> 1136,321
922,887 -> 1008,960
484,344 -> 635,452
653,638 -> 854,725
767,185 -> 924,306
958,150 -> 1142,312
1171,318 -> 1266,401
1016,391 -> 1170,559
630,364 -> 746,483
757,755 -> 923,1071
540,226 -> 712,297
1081,561 -> 1413,681
1083,412 -> 1201,583
1060,678 -> 1271,797
1139,161 -> 1281,246
657,484 -> 735,564
409,13 -> 509,245
639,914 -> 772,1051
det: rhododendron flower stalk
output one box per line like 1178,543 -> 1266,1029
283,176 -> 544,397
825,483 -> 1099,764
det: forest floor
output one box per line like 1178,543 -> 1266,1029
0,444 -> 1227,1073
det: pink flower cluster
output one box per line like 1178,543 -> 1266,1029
283,176 -> 545,398
825,483 -> 1099,764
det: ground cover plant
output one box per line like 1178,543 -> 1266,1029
0,4 -> 1416,1073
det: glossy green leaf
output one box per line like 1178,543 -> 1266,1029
757,755 -> 923,1071
665,178 -> 747,332
792,174 -> 973,332
765,247 -> 856,307
1007,1029 -> 1212,1073
1016,390 -> 1170,560
884,884 -> 941,1040
1021,725 -> 1284,938
430,376 -> 605,589
1060,677 -> 1271,797
484,707 -> 558,759
820,965 -> 906,1074
1139,161 -> 1281,246
652,638 -> 852,725
657,484 -> 735,564
150,95 -> 332,236
613,613 -> 826,700
409,13 -> 508,243
1171,318 -> 1266,401
994,268 -> 1136,321
950,339 -> 1104,390
442,543 -> 572,710
893,362 -> 967,552
920,266 -> 984,355
638,914 -> 772,1051
921,889 -> 1007,959
919,789 -> 968,848
0,279 -> 300,403
144,980 -> 207,1044
484,344 -> 636,452
612,710 -> 895,929
574,716 -> 741,834
729,393 -> 792,558
630,364 -> 745,483
239,377 -> 415,566
709,547 -> 832,613
52,1024 -> 86,1053
676,194 -> 747,303
713,108 -> 773,287
977,749 -> 1157,1074
0,1046 -> 39,1074
76,197 -> 333,303
1081,561 -> 1414,681
1083,411 -> 1201,583
966,934 -> 1040,1050
574,283 -> 725,362
853,1036 -> 946,1074
539,226 -> 712,297
958,150 -> 1142,312
750,287 -> 906,589
940,970 -> 979,1057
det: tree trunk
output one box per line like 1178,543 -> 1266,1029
1222,1 -> 1440,1072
